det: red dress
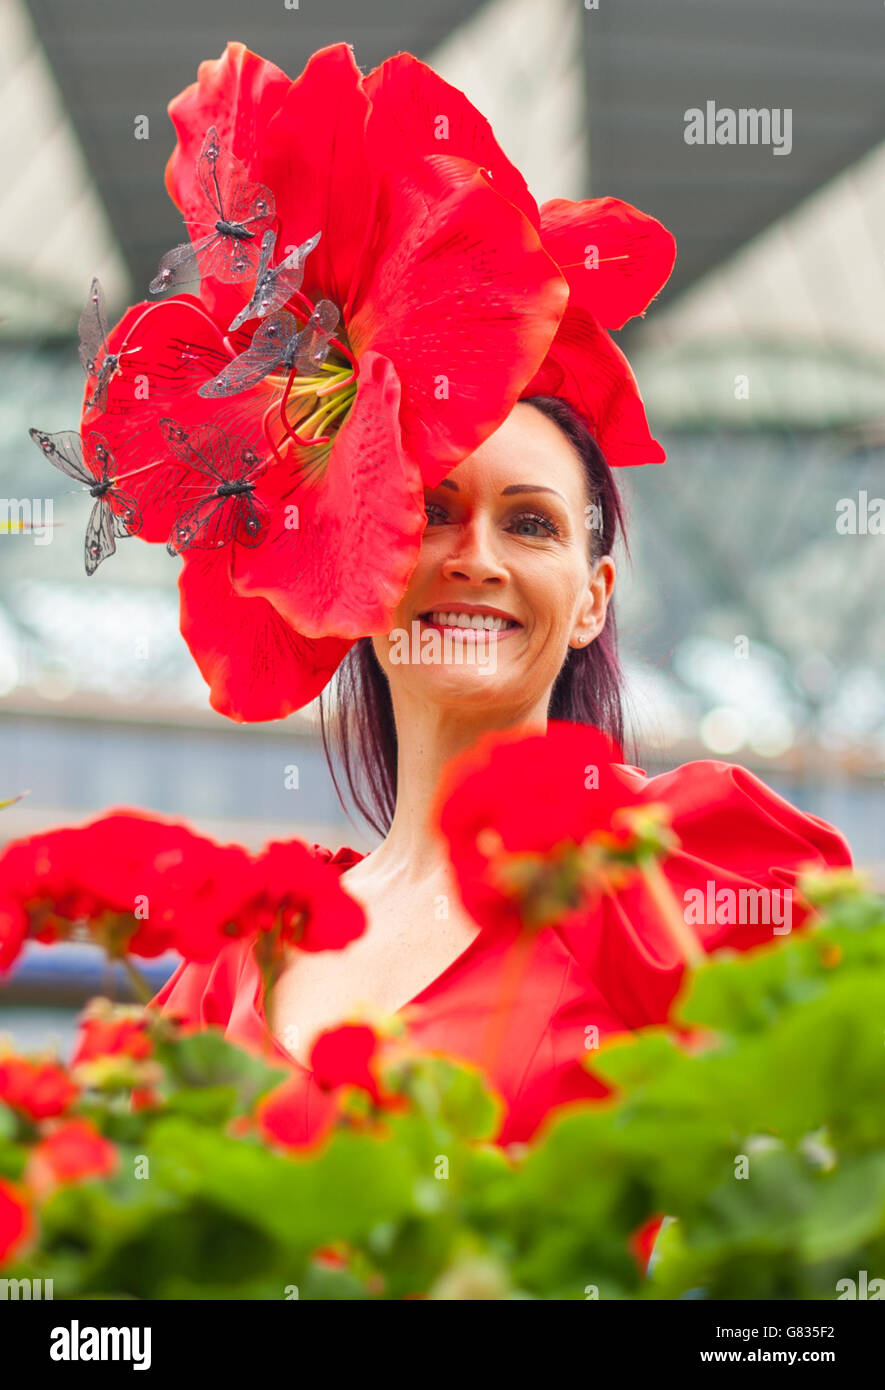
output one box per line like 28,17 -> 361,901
150,760 -> 852,1147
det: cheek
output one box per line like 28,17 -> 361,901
391,540 -> 433,622
523,555 -> 589,628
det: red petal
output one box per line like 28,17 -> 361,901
164,40 -> 291,214
364,52 -> 538,228
347,153 -> 566,487
162,43 -> 295,327
257,1072 -> 339,1151
164,43 -> 374,328
79,296 -> 267,542
178,549 -> 352,721
0,1179 -> 33,1265
434,721 -> 634,933
522,307 -> 666,467
0,895 -> 27,974
310,1023 -> 380,1100
260,44 -> 375,314
233,351 -> 426,639
541,197 -> 677,330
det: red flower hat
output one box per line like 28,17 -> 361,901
49,42 -> 675,723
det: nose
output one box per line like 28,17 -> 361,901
439,513 -> 508,585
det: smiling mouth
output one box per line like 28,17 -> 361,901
418,610 -> 522,634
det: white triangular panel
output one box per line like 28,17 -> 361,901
427,0 -> 588,206
643,138 -> 885,365
0,0 -> 131,338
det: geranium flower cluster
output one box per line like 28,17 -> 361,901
27,41 -> 675,722
0,1007 -> 407,1270
0,809 -> 366,974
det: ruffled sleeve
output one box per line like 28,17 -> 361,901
554,759 -> 854,1029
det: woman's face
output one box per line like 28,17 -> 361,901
373,401 -> 615,716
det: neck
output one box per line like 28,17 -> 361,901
367,691 -> 549,884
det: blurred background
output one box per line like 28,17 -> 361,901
1,0 -> 883,1047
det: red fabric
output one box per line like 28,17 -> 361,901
149,760 -> 852,1147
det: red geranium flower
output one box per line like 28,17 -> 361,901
26,1118 -> 118,1199
0,811 -> 255,963
629,1212 -> 667,1276
257,1023 -> 400,1152
70,1003 -> 153,1066
434,721 -> 643,933
0,1055 -> 79,1121
227,839 -> 367,966
256,1069 -> 340,1152
72,810 -> 254,961
0,1178 -> 33,1266
310,1023 -> 385,1105
80,42 -> 567,721
0,830 -> 100,948
0,893 -> 27,973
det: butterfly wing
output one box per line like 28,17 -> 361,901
29,429 -> 93,485
294,300 -> 340,374
199,311 -> 297,397
149,238 -> 203,295
195,128 -> 274,284
231,491 -> 269,548
196,127 -> 236,219
167,495 -> 235,555
77,277 -> 108,374
228,230 -> 277,331
84,497 -> 117,575
198,343 -> 283,398
169,489 -> 269,554
84,434 -> 120,488
158,419 -> 228,485
107,487 -> 143,538
254,232 -> 322,323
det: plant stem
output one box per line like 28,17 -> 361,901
638,857 -> 707,967
120,956 -> 155,1006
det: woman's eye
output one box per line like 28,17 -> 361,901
509,511 -> 560,538
424,501 -> 446,525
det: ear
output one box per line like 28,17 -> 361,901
568,556 -> 616,648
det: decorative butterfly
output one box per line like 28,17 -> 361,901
28,429 -> 142,575
198,302 -> 340,399
78,278 -> 136,412
150,127 -> 275,294
227,228 -> 322,333
159,419 -> 268,554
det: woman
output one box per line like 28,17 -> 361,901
152,390 -> 852,1147
19,37 -> 840,1147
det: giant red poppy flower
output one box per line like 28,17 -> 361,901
80,42 -> 567,720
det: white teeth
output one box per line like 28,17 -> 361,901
424,611 -> 514,631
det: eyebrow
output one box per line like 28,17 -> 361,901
437,480 -> 568,504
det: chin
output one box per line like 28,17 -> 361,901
388,658 -> 505,701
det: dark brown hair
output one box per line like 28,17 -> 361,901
318,395 -> 630,837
